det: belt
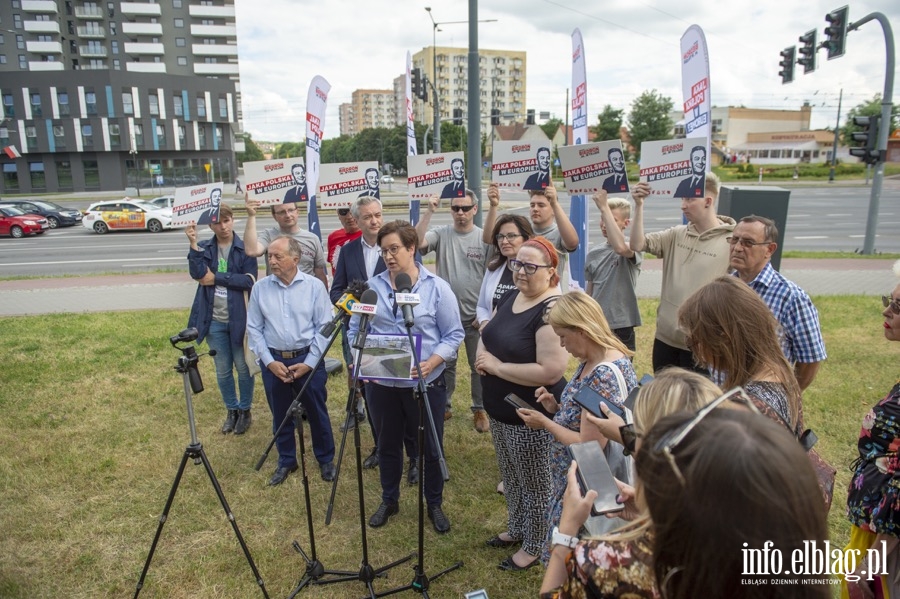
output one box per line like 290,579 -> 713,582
270,347 -> 309,359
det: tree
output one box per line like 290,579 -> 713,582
235,133 -> 263,164
592,105 -> 624,143
626,90 -> 674,160
539,118 -> 564,140
840,94 -> 899,145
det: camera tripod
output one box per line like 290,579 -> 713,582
133,328 -> 269,598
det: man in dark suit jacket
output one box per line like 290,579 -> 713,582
440,158 -> 466,199
673,146 -> 706,199
600,147 -> 630,195
523,146 -> 552,190
357,167 -> 381,199
196,188 -> 222,225
284,163 -> 308,203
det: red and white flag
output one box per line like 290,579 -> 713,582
3,145 -> 21,159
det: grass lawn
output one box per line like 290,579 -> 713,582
0,296 -> 896,598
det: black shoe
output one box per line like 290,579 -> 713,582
234,409 -> 251,435
363,448 -> 379,470
268,465 -> 298,486
369,502 -> 399,528
319,461 -> 335,482
427,505 -> 451,533
498,554 -> 539,571
407,459 -> 419,485
221,409 -> 238,434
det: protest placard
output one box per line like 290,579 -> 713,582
407,151 -> 465,200
172,182 -> 224,227
318,161 -> 380,209
243,158 -> 307,206
639,137 -> 708,199
558,140 -> 630,196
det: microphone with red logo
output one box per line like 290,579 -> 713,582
321,279 -> 369,337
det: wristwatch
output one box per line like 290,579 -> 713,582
551,526 -> 579,549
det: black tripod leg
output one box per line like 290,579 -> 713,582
133,449 -> 192,599
196,446 -> 270,599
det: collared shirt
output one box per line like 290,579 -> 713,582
736,262 -> 827,364
246,269 -> 331,369
348,263 -> 464,388
360,235 -> 381,279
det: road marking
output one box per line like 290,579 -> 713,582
793,236 -> 829,239
1,257 -> 184,266
826,213 -> 852,217
849,234 -> 880,238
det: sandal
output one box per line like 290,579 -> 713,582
498,555 -> 539,571
486,535 -> 520,548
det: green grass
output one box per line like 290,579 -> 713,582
0,297 -> 894,597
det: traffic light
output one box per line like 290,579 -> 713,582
848,115 -> 882,165
526,109 -> 535,125
797,29 -> 817,74
419,75 -> 428,103
824,5 -> 849,60
453,108 -> 463,126
410,68 -> 421,98
778,46 -> 796,84
491,109 -> 500,126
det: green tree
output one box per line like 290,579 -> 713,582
840,94 -> 899,145
592,104 -> 625,143
627,90 -> 674,160
235,133 -> 264,164
539,118 -> 564,140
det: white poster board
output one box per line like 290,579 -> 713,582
491,141 -> 552,190
244,158 -> 307,206
171,182 -> 224,227
318,161 -> 380,209
558,140 -> 629,196
407,151 -> 466,200
639,137 -> 708,199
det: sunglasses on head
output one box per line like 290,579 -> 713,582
450,204 -> 476,213
337,208 -> 351,216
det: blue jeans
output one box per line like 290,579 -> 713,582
206,320 -> 255,411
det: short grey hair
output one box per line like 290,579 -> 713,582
351,195 -> 382,221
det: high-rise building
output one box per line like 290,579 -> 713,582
411,46 -> 526,127
338,89 -> 396,137
0,0 -> 242,193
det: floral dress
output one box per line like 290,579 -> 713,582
542,358 -> 637,564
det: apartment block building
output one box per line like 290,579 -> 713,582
0,0 -> 242,193
338,89 -> 395,137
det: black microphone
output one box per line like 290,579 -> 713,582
351,288 -> 378,351
394,272 -> 417,328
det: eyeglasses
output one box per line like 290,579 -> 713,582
652,387 -> 760,485
450,204 -> 476,213
274,208 -> 298,217
726,236 -> 771,248
509,259 -> 551,275
620,424 -> 641,456
495,233 -> 523,242
337,208 -> 351,216
379,245 -> 405,258
883,295 -> 900,315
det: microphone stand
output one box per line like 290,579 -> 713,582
377,322 -> 462,598
315,316 -> 414,598
134,342 -> 269,598
252,319 -> 356,594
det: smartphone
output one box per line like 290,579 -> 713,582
623,373 -> 654,411
504,393 -> 532,411
567,441 -> 624,515
573,385 -> 627,420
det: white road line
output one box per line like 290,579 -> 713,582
793,236 -> 829,239
2,257 -> 184,267
826,213 -> 852,217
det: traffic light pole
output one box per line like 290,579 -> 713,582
848,12 -> 894,254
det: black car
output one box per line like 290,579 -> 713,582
0,200 -> 83,228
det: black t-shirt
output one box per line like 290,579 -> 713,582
480,291 -> 566,425
491,264 -> 517,311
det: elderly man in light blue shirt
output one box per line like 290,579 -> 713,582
247,236 -> 336,487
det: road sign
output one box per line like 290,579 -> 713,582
204,163 -> 211,173
149,164 -> 161,174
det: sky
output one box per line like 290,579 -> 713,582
233,0 -> 899,143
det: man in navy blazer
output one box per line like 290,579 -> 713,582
331,195 -> 418,475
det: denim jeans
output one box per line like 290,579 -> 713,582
206,320 -> 254,410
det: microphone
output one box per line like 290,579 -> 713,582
351,288 -> 378,351
394,272 -> 420,328
321,279 -> 369,336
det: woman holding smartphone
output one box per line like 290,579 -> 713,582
475,237 -> 569,571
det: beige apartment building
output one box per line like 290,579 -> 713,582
338,89 -> 396,137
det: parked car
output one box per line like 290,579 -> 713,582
148,195 -> 175,210
381,175 -> 395,184
0,206 -> 49,238
82,199 -> 173,234
0,200 -> 83,228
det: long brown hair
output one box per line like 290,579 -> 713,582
677,276 -> 801,425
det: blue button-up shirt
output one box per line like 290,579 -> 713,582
348,264 -> 464,388
247,269 -> 331,369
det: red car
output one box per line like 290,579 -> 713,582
0,206 -> 49,238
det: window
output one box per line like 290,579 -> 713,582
204,57 -> 218,64
65,1 -> 73,15
177,56 -> 187,66
18,55 -> 26,70
83,160 -> 99,190
178,125 -> 186,146
13,15 -> 22,30
109,22 -> 116,35
57,92 -> 70,116
29,163 -> 47,190
156,124 -> 166,146
81,124 -> 93,146
16,35 -> 24,50
0,34 -> 4,45
2,94 -> 13,118
111,40 -> 118,54
85,92 -> 97,115
69,40 -> 77,53
67,21 -> 75,35
173,95 -> 183,116
197,125 -> 206,148
218,97 -> 227,118
174,0 -> 182,6
215,125 -> 223,147
108,123 -> 120,147
25,126 -> 38,151
53,125 -> 65,148
196,97 -> 206,118
107,2 -> 115,17
201,19 -> 214,25
174,18 -> 184,28
35,15 -> 50,22
3,164 -> 20,192
56,160 -> 73,190
113,59 -> 120,70
148,94 -> 158,116
134,124 -> 143,147
122,92 -> 133,115
0,56 -> 6,65
175,37 -> 185,47
0,126 -> 8,145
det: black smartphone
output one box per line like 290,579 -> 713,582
623,374 -> 655,411
567,441 -> 624,516
504,393 -> 532,411
573,385 -> 627,420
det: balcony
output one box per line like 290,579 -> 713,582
76,63 -> 109,70
191,43 -> 237,57
21,0 -> 58,13
24,20 -> 61,34
188,4 -> 236,18
74,6 -> 103,19
120,2 -> 162,17
29,61 -> 64,71
27,41 -> 63,53
79,45 -> 108,57
123,42 -> 164,55
126,62 -> 167,73
190,24 -> 237,37
77,26 -> 106,38
193,62 -> 239,76
121,22 -> 163,36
